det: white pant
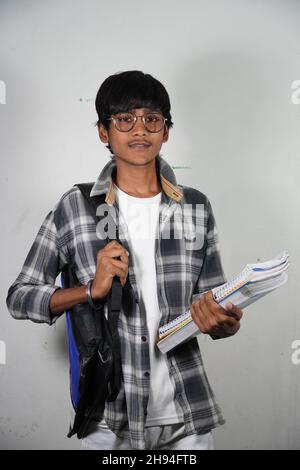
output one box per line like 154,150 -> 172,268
81,420 -> 214,450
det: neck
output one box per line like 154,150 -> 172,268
113,157 -> 161,198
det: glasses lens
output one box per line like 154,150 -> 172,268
112,112 -> 165,132
114,113 -> 135,132
144,113 -> 164,132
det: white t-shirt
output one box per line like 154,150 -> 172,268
114,184 -> 184,426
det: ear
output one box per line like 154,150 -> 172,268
162,126 -> 169,143
98,123 -> 110,144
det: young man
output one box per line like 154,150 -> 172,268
6,70 -> 243,450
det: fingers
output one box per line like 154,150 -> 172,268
190,291 -> 241,335
96,241 -> 129,283
102,241 -> 129,258
119,249 -> 129,263
103,247 -> 129,261
97,241 -> 129,264
101,257 -> 127,279
92,241 -> 130,298
204,292 -> 242,323
110,257 -> 128,272
224,301 -> 243,321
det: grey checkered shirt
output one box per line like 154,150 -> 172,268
6,155 -> 227,449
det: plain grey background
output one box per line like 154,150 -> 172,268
0,0 -> 299,449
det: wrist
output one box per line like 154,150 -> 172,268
86,279 -> 104,310
90,279 -> 98,301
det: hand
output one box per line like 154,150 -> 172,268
190,291 -> 243,339
91,240 -> 129,301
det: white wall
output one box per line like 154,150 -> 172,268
0,0 -> 299,449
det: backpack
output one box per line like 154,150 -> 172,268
61,183 -> 123,439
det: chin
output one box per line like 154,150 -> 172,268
117,153 -> 157,166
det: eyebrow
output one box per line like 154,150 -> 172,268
128,108 -> 162,113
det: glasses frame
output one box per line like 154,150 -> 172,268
107,111 -> 168,133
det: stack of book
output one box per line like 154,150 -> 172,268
157,251 -> 289,354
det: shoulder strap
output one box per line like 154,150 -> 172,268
74,182 -> 123,398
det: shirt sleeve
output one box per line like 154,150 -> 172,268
6,206 -> 69,326
193,198 -> 227,295
193,199 -> 228,341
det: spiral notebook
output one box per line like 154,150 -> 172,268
156,251 -> 289,354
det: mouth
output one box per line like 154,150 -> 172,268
128,142 -> 151,150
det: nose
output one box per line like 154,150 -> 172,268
132,115 -> 148,134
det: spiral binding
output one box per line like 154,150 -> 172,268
213,267 -> 252,302
159,267 -> 252,336
159,310 -> 191,335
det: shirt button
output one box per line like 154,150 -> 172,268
135,298 -> 139,304
144,371 -> 150,377
141,336 -> 147,342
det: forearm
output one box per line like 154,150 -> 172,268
7,281 -> 63,324
50,286 -> 88,316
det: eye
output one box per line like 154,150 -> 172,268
145,114 -> 161,123
116,113 -> 134,123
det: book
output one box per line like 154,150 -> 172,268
156,251 -> 289,354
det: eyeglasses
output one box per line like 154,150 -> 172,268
107,111 -> 168,133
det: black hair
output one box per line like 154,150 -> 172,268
94,70 -> 174,153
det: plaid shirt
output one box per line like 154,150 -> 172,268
6,155 -> 227,450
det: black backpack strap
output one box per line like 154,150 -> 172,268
107,277 -> 122,397
74,182 -> 123,399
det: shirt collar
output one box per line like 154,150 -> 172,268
90,155 -> 183,205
